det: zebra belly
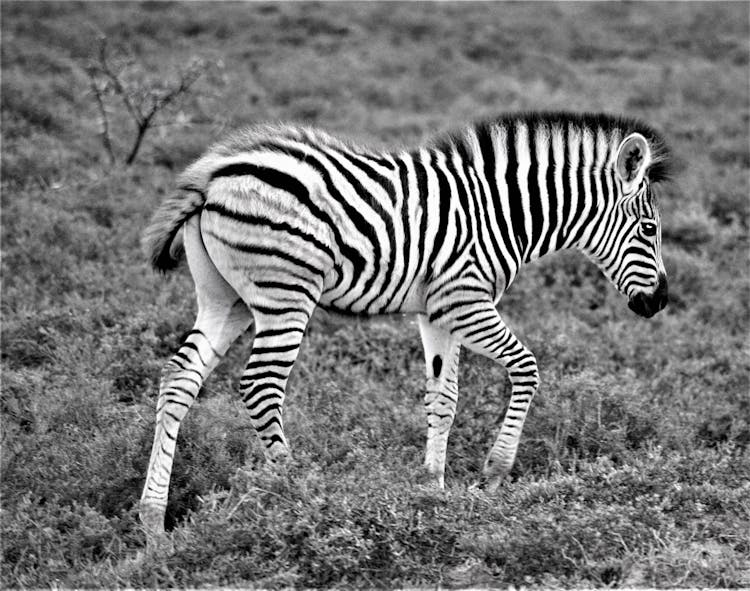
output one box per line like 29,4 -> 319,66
311,192 -> 427,315
317,233 -> 427,315
318,270 -> 426,316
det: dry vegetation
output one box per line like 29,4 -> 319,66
1,1 -> 749,588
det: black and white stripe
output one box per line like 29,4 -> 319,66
140,112 -> 672,540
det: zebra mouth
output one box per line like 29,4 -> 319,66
628,276 -> 668,318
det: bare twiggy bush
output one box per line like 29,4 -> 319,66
83,36 -> 210,166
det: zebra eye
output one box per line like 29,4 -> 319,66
641,221 -> 657,237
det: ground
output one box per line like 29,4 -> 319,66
1,1 -> 749,588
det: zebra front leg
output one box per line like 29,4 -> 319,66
480,341 -> 538,491
427,294 -> 539,491
418,315 -> 461,488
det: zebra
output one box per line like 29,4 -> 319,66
139,112 -> 672,540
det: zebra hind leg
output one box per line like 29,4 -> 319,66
417,315 -> 461,488
238,302 -> 317,467
196,208 -> 327,472
140,216 -> 253,549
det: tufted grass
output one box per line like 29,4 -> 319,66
2,2 -> 749,588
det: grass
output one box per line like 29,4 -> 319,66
2,1 -> 749,588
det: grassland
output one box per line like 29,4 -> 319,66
2,1 -> 749,588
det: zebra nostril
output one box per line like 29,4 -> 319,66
656,274 -> 668,294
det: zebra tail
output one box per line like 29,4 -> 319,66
142,152 -> 245,272
142,186 -> 207,273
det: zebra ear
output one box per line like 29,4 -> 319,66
615,133 -> 651,190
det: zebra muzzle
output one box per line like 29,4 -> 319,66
628,275 -> 668,318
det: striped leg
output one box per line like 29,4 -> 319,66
197,210 -> 326,469
239,307 -> 313,464
140,216 -> 252,543
427,289 -> 539,491
418,315 -> 461,488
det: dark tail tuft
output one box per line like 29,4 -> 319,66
142,187 -> 206,273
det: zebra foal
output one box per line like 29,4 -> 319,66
140,112 -> 672,539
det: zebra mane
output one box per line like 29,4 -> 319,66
436,111 -> 674,184
202,113 -> 673,185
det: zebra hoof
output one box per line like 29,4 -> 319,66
265,443 -> 292,468
480,476 -> 503,493
476,468 -> 510,493
145,533 -> 175,559
415,464 -> 445,489
139,502 -> 165,532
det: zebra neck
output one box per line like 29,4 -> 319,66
529,171 -> 611,263
389,124 -> 616,291
467,121 -> 614,277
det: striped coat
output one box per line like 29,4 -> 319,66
139,112 -> 672,545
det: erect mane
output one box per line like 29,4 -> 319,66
435,111 -> 674,184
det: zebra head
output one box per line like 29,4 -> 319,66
590,132 -> 668,318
